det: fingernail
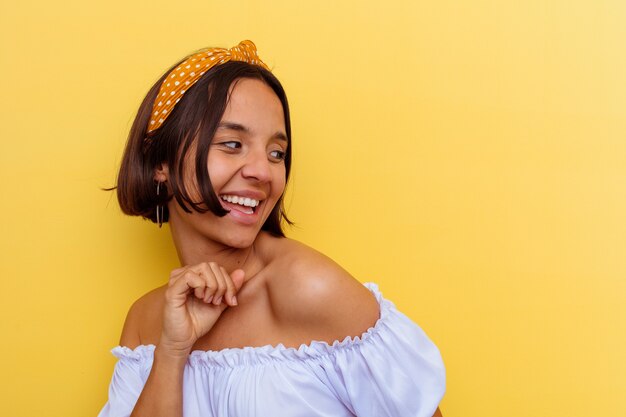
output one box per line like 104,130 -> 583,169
206,295 -> 213,304
231,296 -> 238,306
214,296 -> 222,305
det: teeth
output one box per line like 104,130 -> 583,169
220,194 -> 260,208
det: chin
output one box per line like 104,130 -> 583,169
221,231 -> 259,249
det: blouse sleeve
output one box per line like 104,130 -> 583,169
97,345 -> 154,417
309,284 -> 446,417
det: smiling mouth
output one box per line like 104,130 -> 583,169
220,194 -> 261,214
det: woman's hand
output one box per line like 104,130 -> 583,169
158,262 -> 245,359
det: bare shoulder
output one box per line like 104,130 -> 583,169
265,238 -> 380,343
119,285 -> 166,349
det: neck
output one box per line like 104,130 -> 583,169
167,221 -> 265,282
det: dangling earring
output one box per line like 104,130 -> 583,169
156,181 -> 164,228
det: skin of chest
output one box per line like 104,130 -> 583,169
190,273 -> 280,351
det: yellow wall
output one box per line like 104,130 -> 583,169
1,1 -> 624,416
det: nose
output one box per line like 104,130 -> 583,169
241,148 -> 272,183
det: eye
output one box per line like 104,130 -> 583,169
269,149 -> 286,161
220,141 -> 241,149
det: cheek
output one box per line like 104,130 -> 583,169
273,166 -> 287,195
206,151 -> 231,186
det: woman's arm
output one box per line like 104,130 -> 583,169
119,298 -> 187,417
117,263 -> 245,417
129,350 -> 187,417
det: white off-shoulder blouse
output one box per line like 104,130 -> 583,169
98,282 -> 446,417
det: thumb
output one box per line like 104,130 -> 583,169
230,269 -> 246,291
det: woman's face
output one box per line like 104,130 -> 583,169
167,78 -> 288,249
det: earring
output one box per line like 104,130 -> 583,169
156,181 -> 164,228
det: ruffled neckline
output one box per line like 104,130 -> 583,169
112,282 -> 396,368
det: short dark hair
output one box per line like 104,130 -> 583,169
109,58 -> 293,236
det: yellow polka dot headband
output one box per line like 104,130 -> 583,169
148,40 -> 270,133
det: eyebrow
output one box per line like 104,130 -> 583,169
217,121 -> 288,143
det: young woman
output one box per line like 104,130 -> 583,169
99,40 -> 445,417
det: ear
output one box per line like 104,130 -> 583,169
153,162 -> 170,183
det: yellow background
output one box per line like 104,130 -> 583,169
1,1 -> 624,416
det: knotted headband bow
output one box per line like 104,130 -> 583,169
148,40 -> 270,133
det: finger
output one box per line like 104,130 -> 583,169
220,266 -> 237,306
201,269 -> 217,304
195,264 -> 218,304
176,268 -> 208,300
169,266 -> 192,283
193,282 -> 206,300
168,270 -> 207,292
203,284 -> 214,305
230,269 -> 246,291
183,263 -> 216,304
170,266 -> 185,276
166,271 -> 206,306
207,262 -> 227,305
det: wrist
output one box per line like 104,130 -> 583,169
154,344 -> 190,368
